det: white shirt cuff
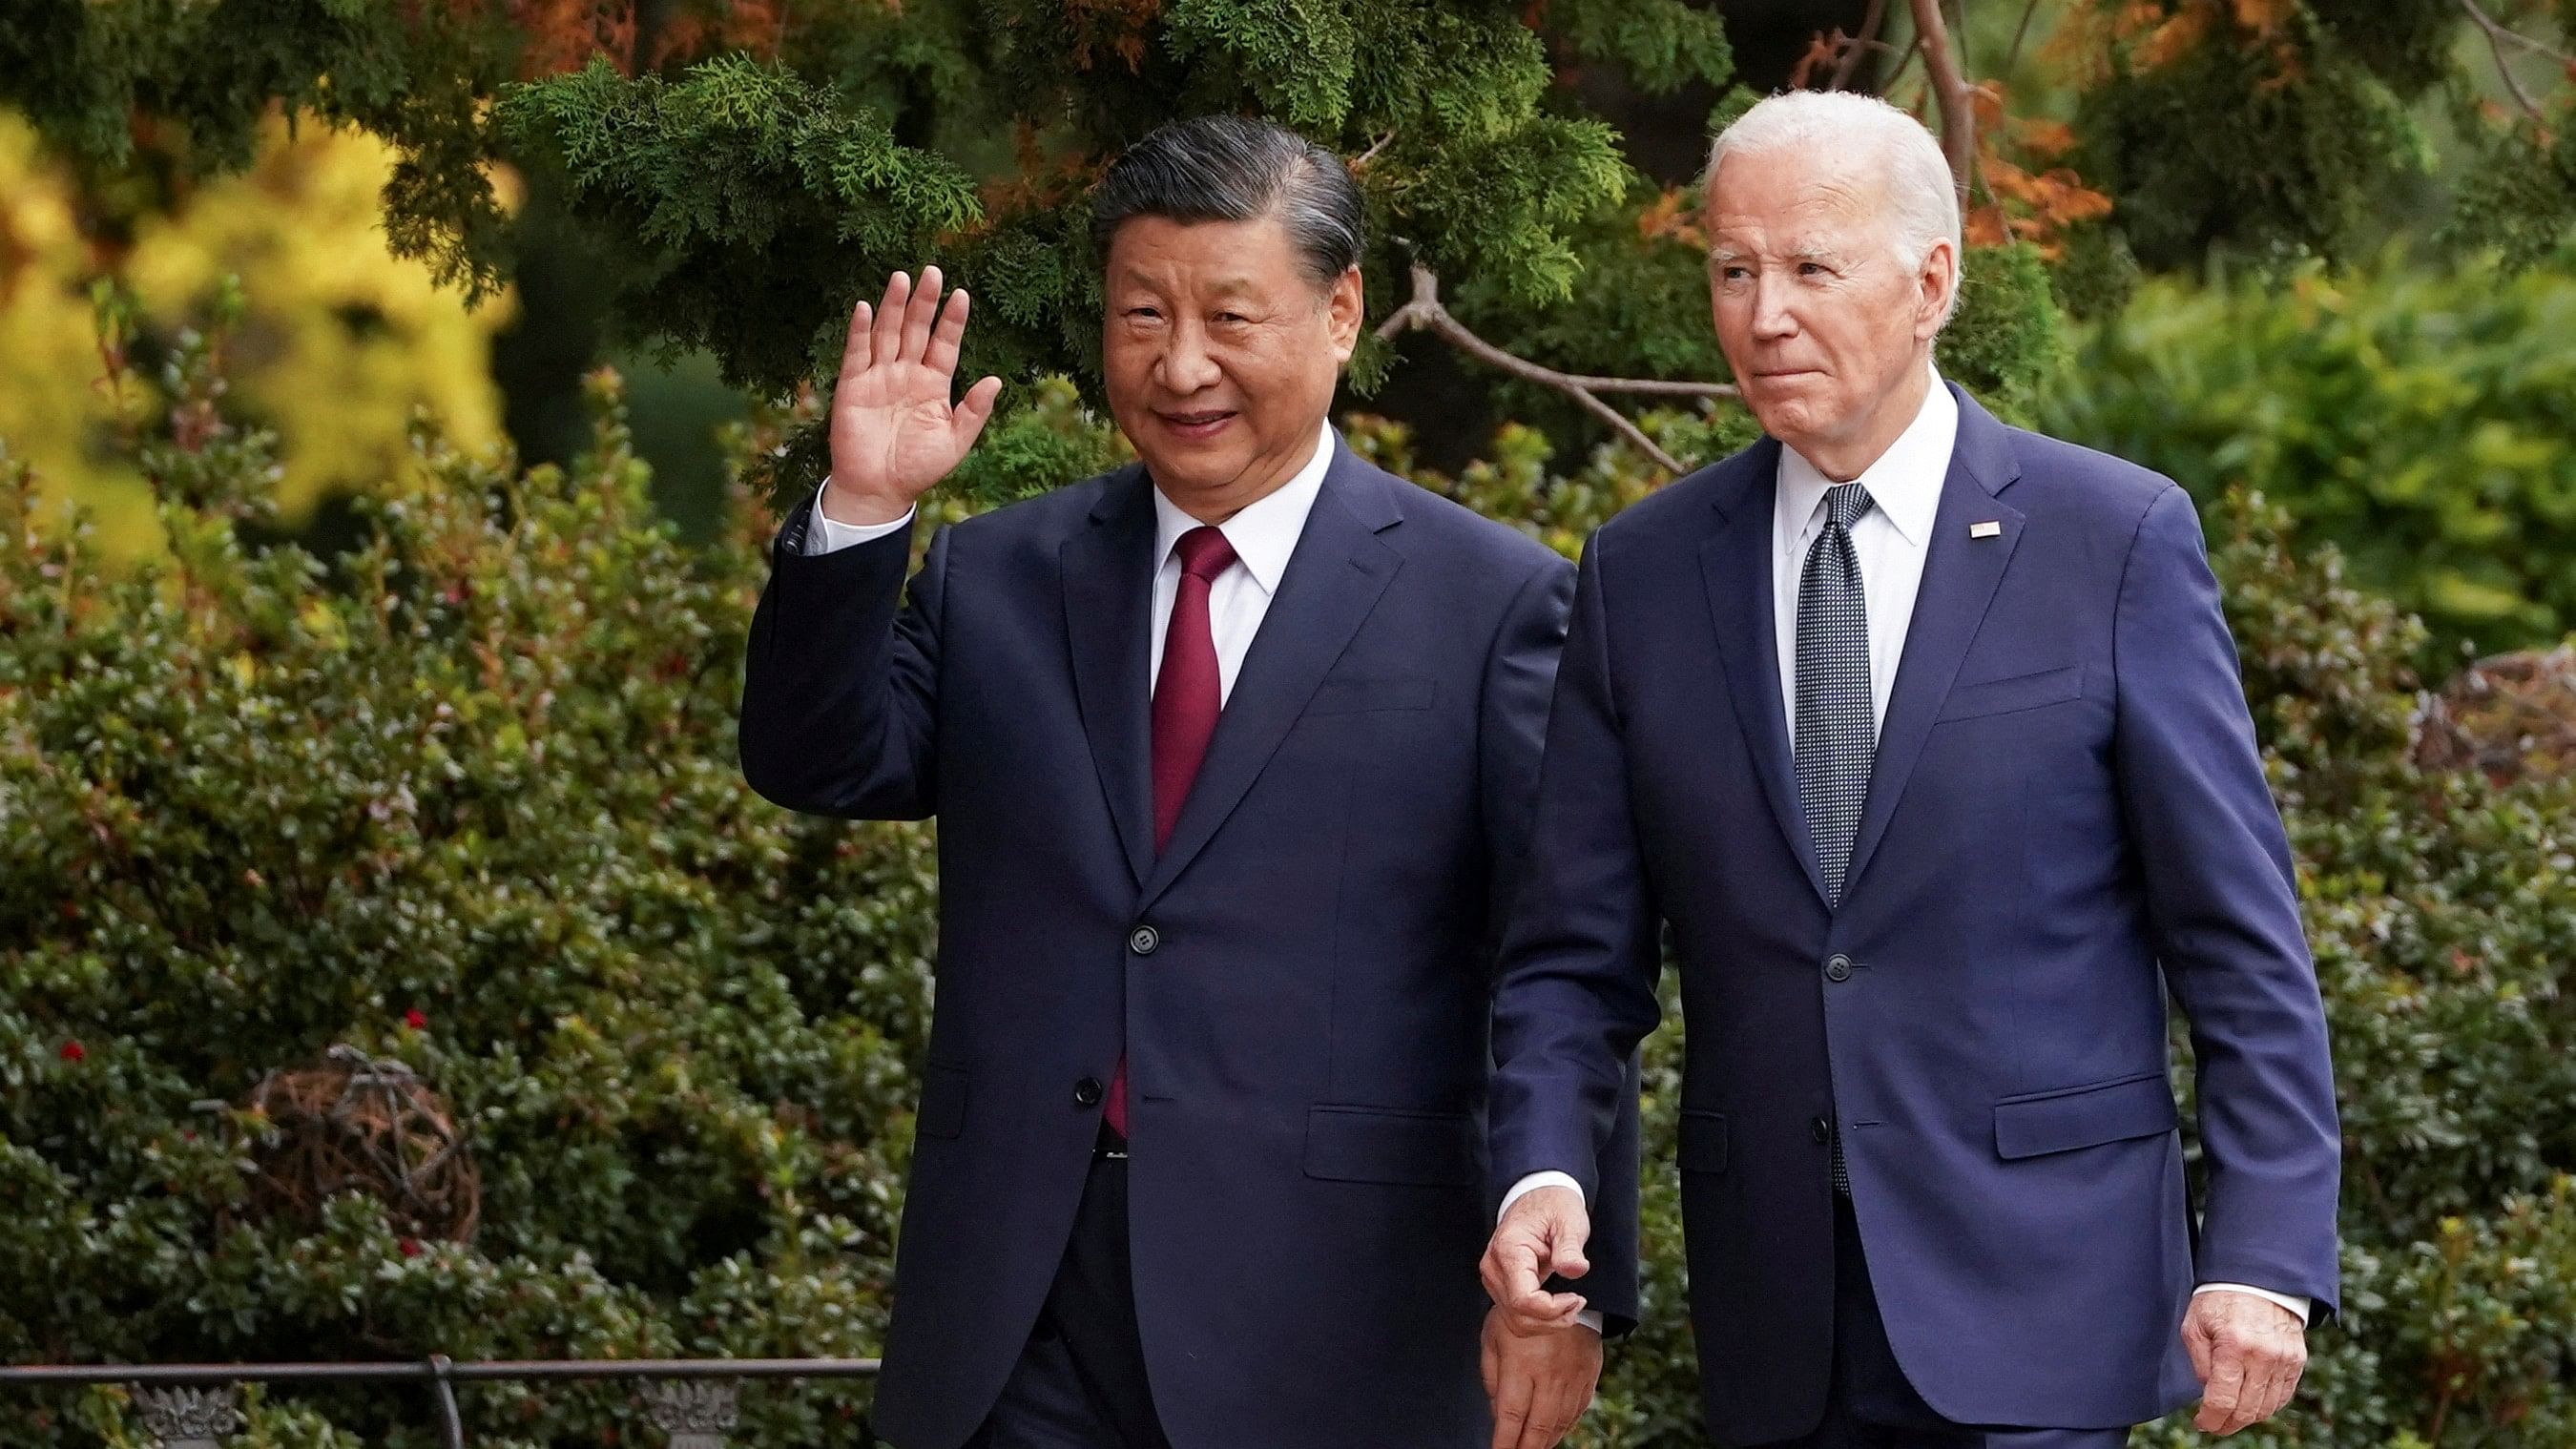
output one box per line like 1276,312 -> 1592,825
804,483 -> 914,554
2194,1282 -> 2312,1325
1496,1172 -> 1601,1335
1498,1170 -> 1586,1222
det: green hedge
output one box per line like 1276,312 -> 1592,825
2038,254 -> 2576,667
5,306 -> 2574,1446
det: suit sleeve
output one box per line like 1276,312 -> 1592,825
2111,485 -> 2341,1315
1487,532 -> 1664,1231
737,498 -> 947,820
1477,552 -> 1646,1335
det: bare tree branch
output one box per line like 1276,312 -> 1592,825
2462,0 -> 2573,61
2462,0 -> 2562,122
1831,0 -> 1891,91
1373,264 -> 1736,475
1881,29 -> 1925,103
1909,0 -> 1978,198
2002,0 -> 2046,78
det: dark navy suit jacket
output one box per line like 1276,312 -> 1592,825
1489,387 -> 2339,1443
740,437 -> 1640,1449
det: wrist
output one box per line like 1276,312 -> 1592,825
819,479 -> 917,528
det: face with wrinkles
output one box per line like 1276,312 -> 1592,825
1704,145 -> 1955,477
1101,214 -> 1363,522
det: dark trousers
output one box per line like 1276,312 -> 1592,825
965,1152 -> 1173,1449
1755,1196 -> 2128,1449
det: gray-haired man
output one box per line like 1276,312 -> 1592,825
1484,90 -> 2337,1448
740,114 -> 1639,1449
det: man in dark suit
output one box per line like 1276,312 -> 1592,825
740,115 -> 1634,1449
1481,92 -> 2340,1447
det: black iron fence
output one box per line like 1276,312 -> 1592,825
0,1356 -> 883,1449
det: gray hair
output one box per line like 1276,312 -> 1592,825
1089,115 -> 1365,290
1703,91 -> 1963,326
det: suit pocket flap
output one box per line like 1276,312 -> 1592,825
1936,664 -> 2084,722
1303,1106 -> 1478,1186
1993,1071 -> 2176,1159
1677,1110 -> 1730,1174
1303,675 -> 1437,715
916,1062 -> 968,1140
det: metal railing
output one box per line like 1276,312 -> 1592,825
0,1356 -> 883,1449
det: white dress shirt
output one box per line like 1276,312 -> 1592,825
1504,369 -> 2307,1327
806,423 -> 1333,714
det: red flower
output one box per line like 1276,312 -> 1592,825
403,1009 -> 428,1031
399,1238 -> 423,1258
58,1041 -> 84,1062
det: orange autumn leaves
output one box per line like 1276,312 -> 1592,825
2049,0 -> 2306,86
1965,88 -> 2113,258
468,0 -> 793,79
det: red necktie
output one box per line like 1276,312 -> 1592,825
1107,525 -> 1237,1138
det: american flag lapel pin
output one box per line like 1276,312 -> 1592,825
1969,520 -> 2003,539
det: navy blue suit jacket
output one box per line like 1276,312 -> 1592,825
740,438 -> 1640,1449
1490,387 -> 2339,1442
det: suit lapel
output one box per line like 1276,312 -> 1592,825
1138,444 -> 1403,908
1698,439 -> 1829,907
1843,387 -> 2025,898
1062,466 -> 1159,886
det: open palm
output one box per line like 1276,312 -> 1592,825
825,266 -> 1004,520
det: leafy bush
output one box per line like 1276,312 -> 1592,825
2038,255 -> 2576,665
0,322 -> 926,1447
5,296 -> 2574,1447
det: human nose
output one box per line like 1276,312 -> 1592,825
1154,319 -> 1221,394
1750,273 -> 1798,342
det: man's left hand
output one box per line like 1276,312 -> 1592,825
2183,1290 -> 2307,1435
1482,1304 -> 1601,1449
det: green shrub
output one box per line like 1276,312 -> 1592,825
0,325 -> 928,1446
2038,255 -> 2576,666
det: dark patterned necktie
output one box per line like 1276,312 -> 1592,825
1107,524 -> 1236,1139
1795,483 -> 1873,1195
1795,482 -> 1878,909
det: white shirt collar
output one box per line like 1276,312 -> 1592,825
1776,366 -> 1958,556
1151,419 -> 1336,595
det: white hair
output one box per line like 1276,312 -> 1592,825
1703,90 -> 1964,327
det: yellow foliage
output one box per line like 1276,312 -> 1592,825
0,111 -> 514,559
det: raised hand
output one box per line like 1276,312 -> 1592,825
821,266 -> 1005,527
1482,1184 -> 1593,1333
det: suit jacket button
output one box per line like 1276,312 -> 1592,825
1073,1077 -> 1104,1107
1811,1115 -> 1834,1144
1824,953 -> 1854,983
1129,925 -> 1160,955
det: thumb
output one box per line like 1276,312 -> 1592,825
952,375 -> 1004,448
1548,1203 -> 1592,1280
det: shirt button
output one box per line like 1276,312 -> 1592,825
1824,953 -> 1854,983
1073,1077 -> 1104,1107
1811,1115 -> 1835,1145
1129,924 -> 1160,955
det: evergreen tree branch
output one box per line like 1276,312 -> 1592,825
1909,0 -> 1977,198
1374,263 -> 1735,474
